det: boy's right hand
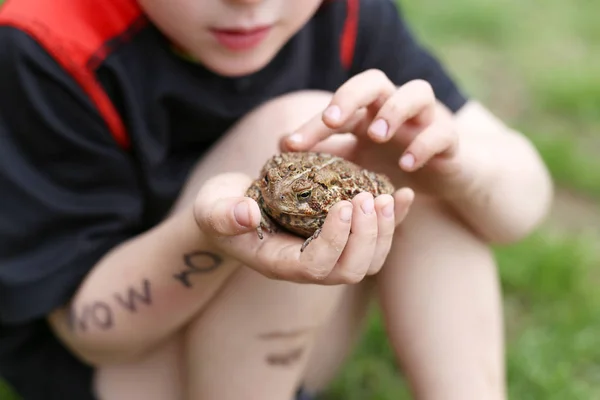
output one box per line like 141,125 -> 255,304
193,173 -> 414,285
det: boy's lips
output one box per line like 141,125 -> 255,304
210,25 -> 272,51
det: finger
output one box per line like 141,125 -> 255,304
399,119 -> 458,172
322,69 -> 396,129
366,188 -> 414,276
310,133 -> 360,160
365,194 -> 396,276
294,201 -> 354,282
392,187 -> 415,224
281,69 -> 394,152
282,107 -> 370,152
193,173 -> 262,236
324,192 -> 378,285
365,188 -> 414,276
367,79 -> 437,143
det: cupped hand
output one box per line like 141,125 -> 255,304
193,172 -> 414,285
281,70 -> 469,196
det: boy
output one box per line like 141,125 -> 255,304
0,0 -> 553,399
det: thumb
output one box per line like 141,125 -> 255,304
193,172 -> 262,237
196,196 -> 262,237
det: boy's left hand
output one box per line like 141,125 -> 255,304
281,70 -> 474,198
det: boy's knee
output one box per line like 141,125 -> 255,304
396,196 -> 495,255
169,90 -> 333,213
257,90 -> 333,115
243,90 -> 333,133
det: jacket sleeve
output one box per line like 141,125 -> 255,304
352,0 -> 469,112
0,27 -> 144,324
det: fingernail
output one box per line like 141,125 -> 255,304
340,205 -> 353,222
324,105 -> 341,122
361,197 -> 374,214
400,153 -> 415,169
286,132 -> 303,144
234,201 -> 251,226
370,119 -> 388,138
382,201 -> 394,218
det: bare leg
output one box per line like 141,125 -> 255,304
93,331 -> 186,400
184,268 -> 347,400
94,90 -> 353,400
300,197 -> 506,400
377,197 -> 505,400
301,280 -> 375,394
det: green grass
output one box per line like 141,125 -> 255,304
2,0 -> 600,399
0,384 -> 15,400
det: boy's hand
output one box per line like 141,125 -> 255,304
193,173 -> 414,285
281,70 -> 474,197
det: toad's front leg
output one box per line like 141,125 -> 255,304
245,181 -> 279,239
299,216 -> 328,252
300,227 -> 322,252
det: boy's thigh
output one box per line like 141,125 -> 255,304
182,267 -> 349,400
93,332 -> 186,400
376,196 -> 504,396
94,90 -> 349,399
378,194 -> 499,317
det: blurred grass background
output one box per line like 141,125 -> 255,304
1,0 -> 599,399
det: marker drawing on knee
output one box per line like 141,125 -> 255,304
257,327 -> 314,340
265,347 -> 306,367
258,327 -> 314,367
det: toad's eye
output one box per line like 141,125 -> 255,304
264,175 -> 269,184
297,190 -> 312,200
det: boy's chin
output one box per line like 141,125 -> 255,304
197,48 -> 280,78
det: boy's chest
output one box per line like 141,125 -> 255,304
95,26 -> 347,158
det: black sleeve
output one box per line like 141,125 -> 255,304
0,27 -> 144,324
352,0 -> 468,113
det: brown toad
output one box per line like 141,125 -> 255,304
245,152 -> 395,252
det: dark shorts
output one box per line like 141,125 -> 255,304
296,387 -> 317,400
